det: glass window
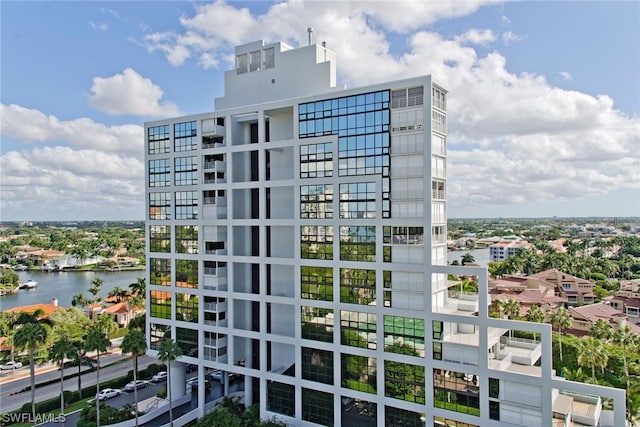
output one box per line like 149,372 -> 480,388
300,142 -> 333,178
340,226 -> 375,262
149,159 -> 170,187
385,406 -> 424,427
300,185 -> 333,219
341,353 -> 376,393
302,388 -> 333,426
147,125 -> 170,155
301,266 -> 333,301
384,361 -> 425,403
340,268 -> 375,305
175,259 -> 198,289
249,50 -> 261,71
267,382 -> 294,417
174,121 -> 197,151
174,156 -> 198,186
263,47 -> 275,69
301,307 -> 333,343
175,191 -> 198,220
175,225 -> 198,254
433,369 -> 480,416
341,310 -> 376,349
149,323 -> 170,350
150,290 -> 172,320
175,294 -> 198,324
339,182 -> 376,219
236,54 -> 247,74
150,225 -> 171,253
301,226 -> 333,260
303,347 -> 334,385
149,192 -> 171,220
150,258 -> 171,286
384,315 -> 424,356
176,327 -> 198,357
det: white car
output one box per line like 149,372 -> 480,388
152,371 -> 168,382
97,388 -> 121,401
0,361 -> 23,370
124,380 -> 148,392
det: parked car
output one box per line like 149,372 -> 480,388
0,361 -> 23,370
124,380 -> 148,392
186,363 -> 197,373
207,370 -> 223,382
151,371 -> 168,382
97,388 -> 121,401
187,378 -> 211,391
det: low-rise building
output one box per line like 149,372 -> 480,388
489,240 -> 532,261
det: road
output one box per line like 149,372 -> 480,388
0,353 -> 160,414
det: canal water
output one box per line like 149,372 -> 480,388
1,270 -> 146,311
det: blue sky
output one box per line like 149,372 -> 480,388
1,1 -> 639,221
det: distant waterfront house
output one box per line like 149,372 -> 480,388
489,240 -> 532,261
103,301 -> 144,328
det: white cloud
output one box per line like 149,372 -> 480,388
0,107 -> 145,221
559,71 -> 572,80
455,29 -> 497,46
88,68 -> 181,117
502,30 -> 524,45
0,104 -> 143,155
89,21 -> 109,32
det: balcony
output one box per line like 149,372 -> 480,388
499,336 -> 542,366
203,160 -> 226,172
203,301 -> 228,313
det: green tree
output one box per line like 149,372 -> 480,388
577,336 -> 608,383
550,307 -> 572,362
461,252 -> 475,265
612,325 -> 639,389
129,277 -> 146,296
121,328 -> 147,427
589,319 -> 613,341
85,325 -> 110,427
13,322 -> 48,420
108,286 -> 127,303
50,335 -> 75,420
157,338 -> 182,427
524,305 -> 545,341
97,314 -> 118,339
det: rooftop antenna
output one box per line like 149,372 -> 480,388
307,27 -> 313,45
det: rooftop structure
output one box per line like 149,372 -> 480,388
144,39 -> 625,427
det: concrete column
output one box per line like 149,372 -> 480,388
170,361 -> 187,398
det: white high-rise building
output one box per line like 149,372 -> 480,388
145,40 -> 625,426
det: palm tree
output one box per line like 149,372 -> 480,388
50,336 -> 75,422
13,322 -> 48,421
71,339 -> 87,398
129,277 -> 146,297
577,336 -> 608,383
71,292 -> 89,309
157,338 -> 183,427
550,307 -> 572,361
460,252 -> 475,265
502,299 -> 520,341
121,328 -> 147,427
524,305 -> 545,342
108,286 -> 127,303
85,325 -> 110,427
97,314 -> 118,339
589,318 -> 613,341
613,325 -> 639,389
502,299 -> 520,320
